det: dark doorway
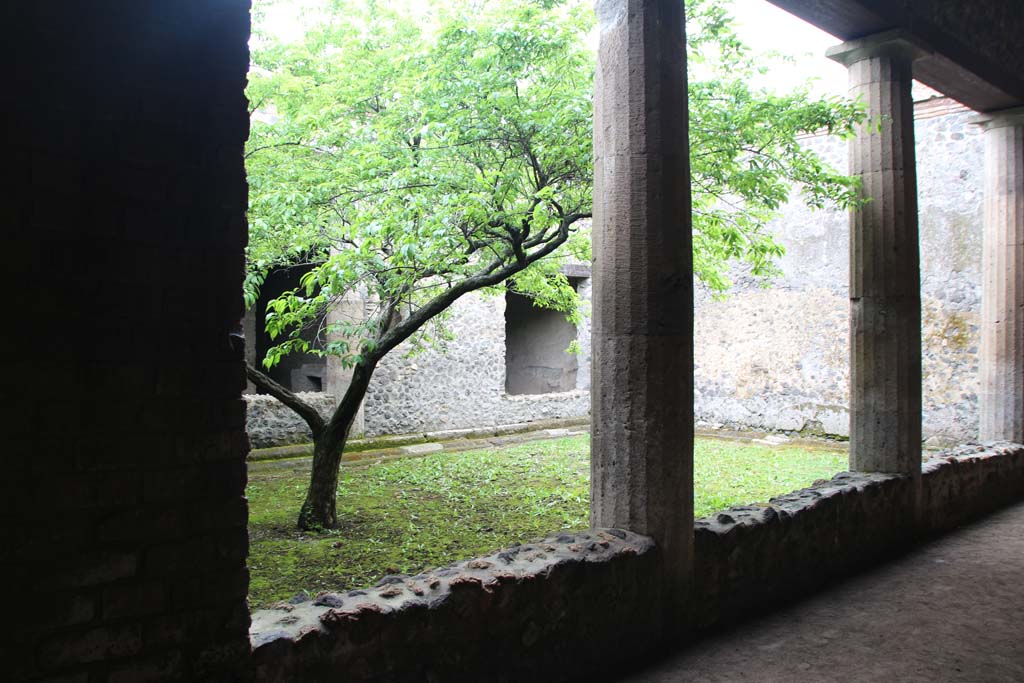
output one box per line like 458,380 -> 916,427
252,264 -> 327,392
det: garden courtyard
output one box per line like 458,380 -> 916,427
247,433 -> 846,607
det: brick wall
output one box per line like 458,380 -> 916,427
3,2 -> 252,681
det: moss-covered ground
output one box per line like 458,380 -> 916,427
247,434 -> 845,607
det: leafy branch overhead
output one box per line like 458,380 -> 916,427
243,0 -> 866,529
685,0 -> 864,291
247,0 -> 594,373
246,0 -> 595,529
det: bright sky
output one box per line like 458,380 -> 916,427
256,0 -> 933,101
729,0 -> 847,97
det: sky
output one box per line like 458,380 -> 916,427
728,0 -> 847,97
256,0 -> 932,101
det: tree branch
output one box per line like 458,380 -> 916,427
369,212 -> 586,361
245,141 -> 332,160
246,363 -> 326,437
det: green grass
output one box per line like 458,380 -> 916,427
246,434 -> 845,607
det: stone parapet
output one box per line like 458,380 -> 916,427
251,529 -> 658,682
694,470 -> 913,628
920,441 -> 1024,530
249,444 -> 1024,681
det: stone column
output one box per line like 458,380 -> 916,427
827,31 -> 925,477
975,108 -> 1024,443
325,290 -> 367,437
591,0 -> 694,599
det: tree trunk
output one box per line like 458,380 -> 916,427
298,435 -> 346,529
297,360 -> 376,530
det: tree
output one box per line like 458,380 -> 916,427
244,0 -> 865,530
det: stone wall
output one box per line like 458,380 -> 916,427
250,444 -> 1024,682
5,2 -> 253,681
251,529 -> 659,682
246,285 -> 591,447
245,393 -> 335,449
694,97 -> 983,444
694,442 -> 1024,628
362,283 -> 592,437
247,100 -> 983,448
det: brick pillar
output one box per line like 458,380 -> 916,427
6,3 -> 253,681
828,31 -> 925,477
975,108 -> 1024,443
591,0 -> 694,607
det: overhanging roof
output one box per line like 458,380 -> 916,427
767,0 -> 1024,112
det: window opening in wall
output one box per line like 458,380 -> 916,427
505,279 -> 580,395
304,374 -> 324,392
250,263 -> 327,393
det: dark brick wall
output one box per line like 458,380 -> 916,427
3,3 -> 252,681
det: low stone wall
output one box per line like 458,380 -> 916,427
249,443 -> 1024,682
693,471 -> 914,628
251,530 -> 659,682
694,442 -> 1024,628
920,442 -> 1024,531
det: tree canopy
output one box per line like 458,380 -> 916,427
244,0 -> 865,528
247,0 -> 593,373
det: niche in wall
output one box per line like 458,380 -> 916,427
504,281 -> 580,395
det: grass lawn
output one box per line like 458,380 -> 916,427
246,434 -> 845,607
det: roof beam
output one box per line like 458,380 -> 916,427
766,0 -> 1024,112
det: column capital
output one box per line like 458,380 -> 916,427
826,29 -> 931,67
972,106 -> 1024,131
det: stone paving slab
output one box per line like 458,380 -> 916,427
398,442 -> 444,455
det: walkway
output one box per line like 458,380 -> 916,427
619,502 -> 1024,683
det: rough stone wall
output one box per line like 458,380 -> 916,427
250,445 -> 1024,682
695,442 -> 1024,628
919,442 -> 1024,531
245,393 -> 335,449
695,98 -> 983,443
362,287 -> 591,437
246,101 -> 983,447
245,287 -> 590,446
4,3 -> 252,681
251,529 -> 659,682
248,101 -> 983,447
694,471 -> 914,627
